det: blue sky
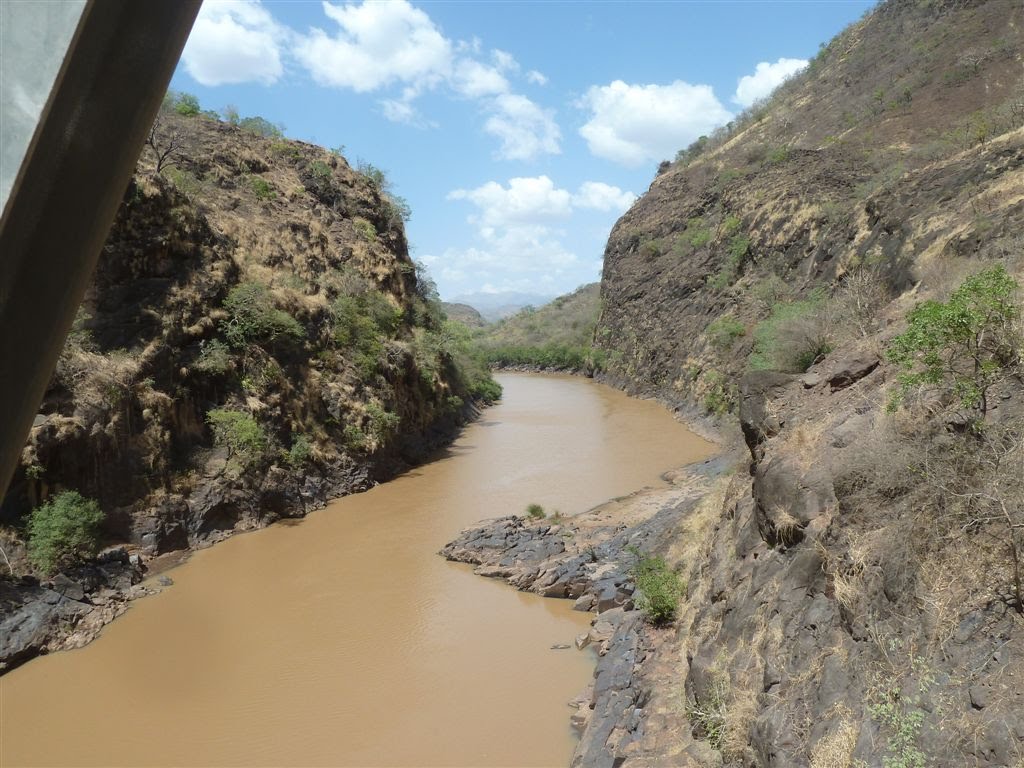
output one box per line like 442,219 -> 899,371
170,0 -> 874,301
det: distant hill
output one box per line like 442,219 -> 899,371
448,290 -> 555,322
441,302 -> 486,328
472,283 -> 600,371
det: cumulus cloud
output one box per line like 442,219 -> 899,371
423,237 -> 583,297
577,80 -> 732,167
573,182 -> 636,213
181,0 -> 285,86
433,175 -> 630,294
182,1 -> 559,158
491,49 -> 519,73
451,58 -> 509,98
484,94 -> 561,160
526,70 -> 548,86
294,0 -> 452,92
733,57 -> 807,107
448,176 -> 572,226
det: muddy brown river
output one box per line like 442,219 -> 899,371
0,373 -> 713,767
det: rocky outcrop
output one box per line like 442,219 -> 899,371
0,549 -> 147,672
442,456 -> 733,766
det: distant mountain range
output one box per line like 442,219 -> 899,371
447,290 -> 556,322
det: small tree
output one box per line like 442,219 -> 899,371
27,491 -> 105,574
886,265 -> 1021,419
146,118 -> 182,174
222,282 -> 304,348
171,91 -> 201,117
206,408 -> 267,466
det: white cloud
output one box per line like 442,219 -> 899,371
573,182 -> 636,213
379,98 -> 440,128
439,176 -> 586,295
451,58 -> 509,98
577,80 -> 732,167
181,0 -> 285,86
448,176 -> 572,227
294,0 -> 452,92
491,49 -> 519,73
526,70 -> 548,86
733,57 -> 807,107
484,94 -> 561,160
434,175 -> 628,294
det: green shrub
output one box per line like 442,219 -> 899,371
722,215 -> 742,236
750,296 -> 832,372
631,552 -> 684,624
481,343 -> 591,371
222,282 -> 304,348
687,217 -> 712,249
239,116 -> 283,138
640,239 -> 661,259
526,503 -> 546,519
165,167 -> 202,199
285,435 -> 312,468
250,176 -> 275,201
750,274 -> 794,310
169,91 -> 200,117
207,408 -> 268,466
703,370 -> 737,415
886,265 -> 1021,418
353,217 -> 378,243
365,402 -> 400,443
27,491 -> 105,574
706,317 -> 746,349
331,292 -> 400,376
343,423 -> 367,451
309,160 -> 332,180
194,339 -> 233,375
675,135 -> 709,165
765,146 -> 790,165
470,375 -> 503,403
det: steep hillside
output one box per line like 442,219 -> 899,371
0,107 -> 496,669
473,283 -> 601,371
442,301 -> 486,328
567,0 -> 1024,765
596,0 -> 1023,410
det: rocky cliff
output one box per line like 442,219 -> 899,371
547,0 -> 1024,764
0,109 -> 495,670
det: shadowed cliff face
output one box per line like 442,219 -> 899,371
581,0 -> 1024,765
0,111 -> 486,567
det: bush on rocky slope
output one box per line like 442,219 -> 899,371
27,492 -> 105,575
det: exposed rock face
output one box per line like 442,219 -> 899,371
569,1 -> 1024,765
0,554 -> 147,672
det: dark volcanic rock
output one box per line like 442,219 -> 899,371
739,371 -> 794,461
0,580 -> 90,671
827,353 -> 880,391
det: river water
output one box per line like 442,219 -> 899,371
0,373 -> 713,767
